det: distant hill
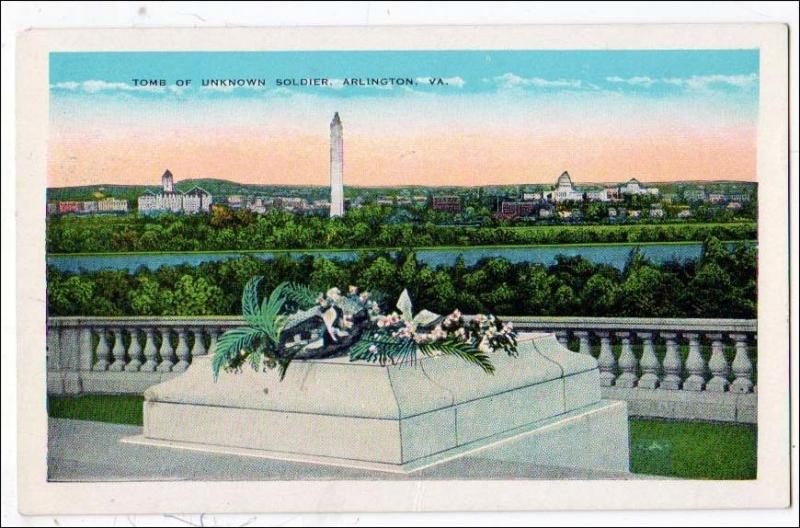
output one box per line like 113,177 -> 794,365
47,178 -> 757,203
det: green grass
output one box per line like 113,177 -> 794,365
47,394 -> 757,479
630,418 -> 756,480
48,394 -> 144,426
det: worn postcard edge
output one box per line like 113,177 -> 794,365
15,24 -> 790,514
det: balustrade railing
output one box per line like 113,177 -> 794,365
46,315 -> 757,423
505,316 -> 757,394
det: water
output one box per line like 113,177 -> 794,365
46,242 -> 753,274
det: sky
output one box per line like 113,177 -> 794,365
49,50 -> 759,188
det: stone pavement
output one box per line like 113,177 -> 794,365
48,418 -> 653,481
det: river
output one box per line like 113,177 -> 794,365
46,241 -> 755,274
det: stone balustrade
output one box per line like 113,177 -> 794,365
46,315 -> 757,423
506,316 -> 757,423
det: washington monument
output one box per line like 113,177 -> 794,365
329,112 -> 344,217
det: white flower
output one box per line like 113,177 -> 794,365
360,291 -> 370,302
348,285 -> 358,295
414,333 -> 432,344
368,344 -> 378,354
475,314 -> 487,324
316,294 -> 326,306
326,287 -> 342,301
455,327 -> 466,338
503,322 -> 514,333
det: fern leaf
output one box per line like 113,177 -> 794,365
241,276 -> 263,326
284,282 -> 320,310
258,282 -> 288,342
419,340 -> 495,374
212,326 -> 262,380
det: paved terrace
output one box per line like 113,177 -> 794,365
48,418 -> 651,481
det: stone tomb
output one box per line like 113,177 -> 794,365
123,333 -> 629,474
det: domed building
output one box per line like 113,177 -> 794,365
548,171 -> 611,203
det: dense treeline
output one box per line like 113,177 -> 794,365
47,237 -> 756,319
46,206 -> 756,254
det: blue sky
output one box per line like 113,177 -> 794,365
49,49 -> 760,187
50,49 -> 759,100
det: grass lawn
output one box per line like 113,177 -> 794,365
48,395 -> 756,480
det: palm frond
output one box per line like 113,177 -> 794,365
258,282 -> 288,342
349,334 -> 417,367
212,326 -> 262,380
284,282 -> 321,310
418,339 -> 495,374
241,276 -> 263,327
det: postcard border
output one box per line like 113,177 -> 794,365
16,23 -> 790,514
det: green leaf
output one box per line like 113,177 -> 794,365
257,282 -> 288,343
212,326 -> 262,381
419,339 -> 495,374
241,276 -> 263,327
284,282 -> 320,310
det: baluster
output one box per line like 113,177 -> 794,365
637,332 -> 659,389
706,333 -> 730,392
683,332 -> 706,391
79,327 -> 94,370
208,327 -> 220,357
730,333 -> 754,393
93,327 -> 111,371
125,328 -> 143,371
191,327 -> 207,358
157,327 -> 175,372
660,332 -> 682,389
555,330 -> 569,348
615,331 -> 638,388
173,328 -> 191,372
140,327 -> 159,372
574,331 -> 592,355
109,328 -> 127,371
596,331 -> 616,387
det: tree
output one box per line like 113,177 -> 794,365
581,274 -> 619,316
163,275 -> 226,316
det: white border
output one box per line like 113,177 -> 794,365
4,10 -> 788,512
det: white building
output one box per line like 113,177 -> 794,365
97,197 -> 129,213
330,113 -> 344,217
552,172 -> 584,202
550,172 -> 611,202
683,189 -> 707,202
138,170 -> 212,215
619,178 -> 659,197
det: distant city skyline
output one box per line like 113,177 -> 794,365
49,50 -> 758,188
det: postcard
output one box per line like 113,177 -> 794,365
15,24 -> 789,514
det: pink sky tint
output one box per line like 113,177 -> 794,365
49,124 -> 755,188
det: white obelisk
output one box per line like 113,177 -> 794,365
329,112 -> 344,217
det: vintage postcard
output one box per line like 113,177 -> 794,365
16,24 -> 789,514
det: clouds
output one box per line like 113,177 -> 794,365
662,73 -> 758,90
490,73 -> 583,90
51,80 -> 167,93
606,73 -> 757,91
483,72 -> 757,94
606,76 -> 657,87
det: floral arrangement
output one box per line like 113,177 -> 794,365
212,278 -> 517,381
